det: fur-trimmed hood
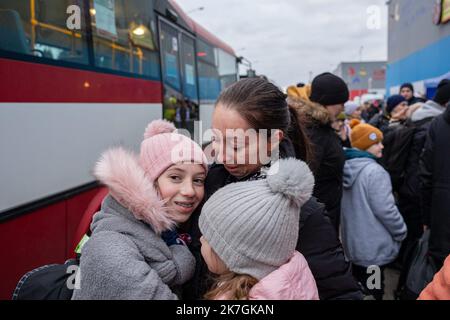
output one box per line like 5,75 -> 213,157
93,147 -> 177,234
287,96 -> 331,126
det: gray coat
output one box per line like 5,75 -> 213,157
72,147 -> 195,300
341,157 -> 407,267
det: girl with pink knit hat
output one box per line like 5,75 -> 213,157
72,120 -> 208,300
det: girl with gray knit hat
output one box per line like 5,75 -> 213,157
199,158 -> 319,300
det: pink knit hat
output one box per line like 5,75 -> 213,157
139,119 -> 208,181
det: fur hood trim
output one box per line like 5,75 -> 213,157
287,96 -> 331,125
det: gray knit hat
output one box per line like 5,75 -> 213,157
199,158 -> 314,280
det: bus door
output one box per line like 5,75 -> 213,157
158,18 -> 199,136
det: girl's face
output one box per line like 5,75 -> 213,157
156,163 -> 206,223
366,142 -> 384,158
200,236 -> 229,275
212,103 -> 282,179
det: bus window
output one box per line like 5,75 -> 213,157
179,33 -> 199,134
180,34 -> 198,102
0,0 -> 89,64
197,39 -> 220,103
217,49 -> 238,91
159,21 -> 181,92
90,0 -> 160,78
196,38 -> 216,66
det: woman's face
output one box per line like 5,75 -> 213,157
211,103 -> 282,178
156,163 -> 206,224
200,236 -> 229,275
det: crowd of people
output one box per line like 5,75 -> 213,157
14,75 -> 450,300
311,77 -> 450,300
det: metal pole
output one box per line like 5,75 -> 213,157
30,0 -> 36,49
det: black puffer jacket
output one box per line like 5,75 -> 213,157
293,98 -> 345,231
420,107 -> 450,269
183,139 -> 362,300
407,96 -> 426,106
397,117 -> 434,240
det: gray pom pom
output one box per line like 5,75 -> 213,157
266,158 -> 315,207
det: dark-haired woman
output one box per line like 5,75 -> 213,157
182,78 -> 362,300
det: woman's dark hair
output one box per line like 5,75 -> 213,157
216,78 -> 313,163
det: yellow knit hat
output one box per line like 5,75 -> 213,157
349,120 -> 383,150
287,84 -> 311,101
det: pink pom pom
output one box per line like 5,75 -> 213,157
143,119 -> 176,139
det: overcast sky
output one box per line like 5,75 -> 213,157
176,0 -> 388,88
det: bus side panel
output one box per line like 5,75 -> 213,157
0,186 -> 106,300
0,58 -> 162,103
0,202 -> 66,300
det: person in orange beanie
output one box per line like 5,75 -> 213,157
418,255 -> 450,300
341,120 -> 407,300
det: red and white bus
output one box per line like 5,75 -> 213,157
0,0 -> 238,299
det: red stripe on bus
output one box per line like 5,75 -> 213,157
0,58 -> 162,103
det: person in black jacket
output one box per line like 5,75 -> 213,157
400,83 -> 426,106
182,78 -> 362,300
420,81 -> 450,270
398,80 -> 450,253
371,95 -> 409,135
286,72 -> 348,231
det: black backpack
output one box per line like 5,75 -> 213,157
395,230 -> 437,300
380,125 -> 416,192
12,258 -> 79,300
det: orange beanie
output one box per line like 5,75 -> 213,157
349,120 -> 383,150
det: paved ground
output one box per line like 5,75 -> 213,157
383,268 -> 400,300
362,267 -> 400,300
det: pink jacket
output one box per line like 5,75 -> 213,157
248,251 -> 319,300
